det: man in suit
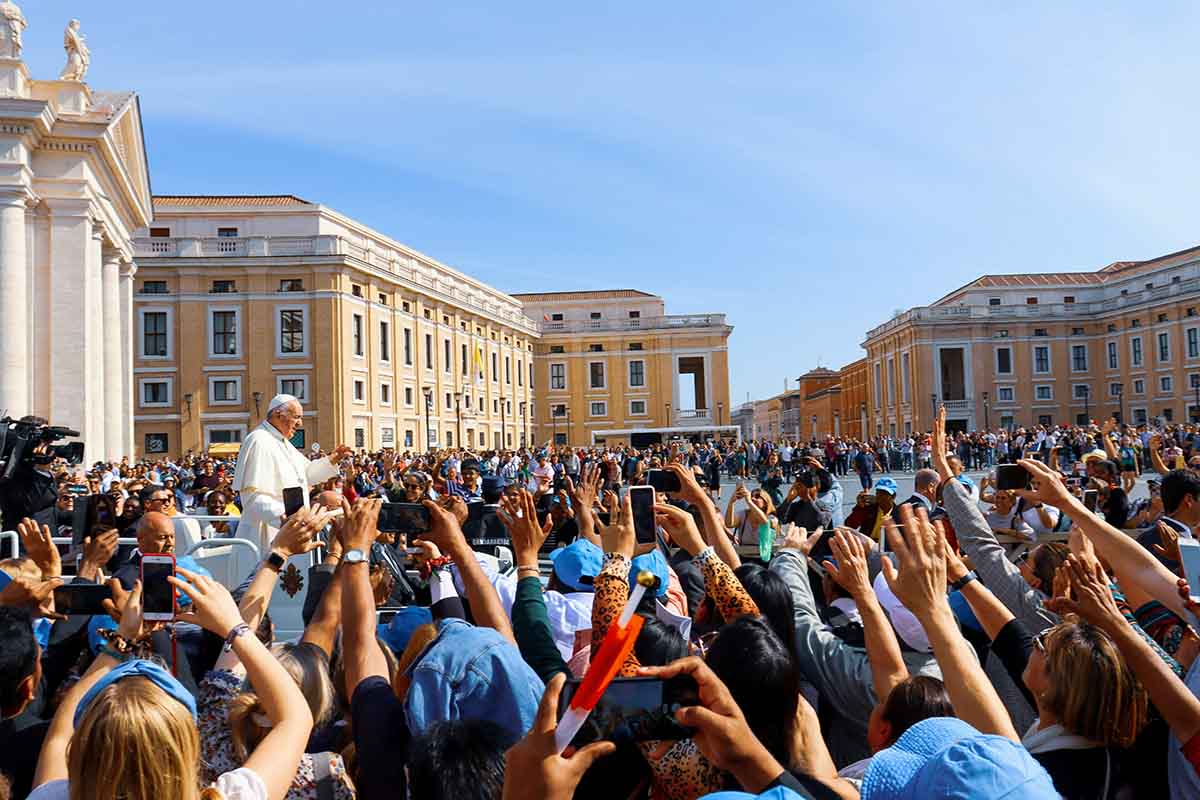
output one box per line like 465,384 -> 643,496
900,468 -> 941,516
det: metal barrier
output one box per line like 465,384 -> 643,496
186,538 -> 261,561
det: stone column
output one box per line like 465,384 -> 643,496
120,260 -> 135,458
86,224 -> 106,460
0,187 -> 28,418
102,247 -> 123,459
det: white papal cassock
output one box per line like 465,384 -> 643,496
232,420 -> 339,553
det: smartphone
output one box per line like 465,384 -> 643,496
646,469 -> 682,494
377,608 -> 403,625
557,676 -> 699,748
282,486 -> 306,518
1083,489 -> 1099,512
630,485 -> 656,545
141,553 -> 176,621
377,502 -> 431,534
1179,539 -> 1200,602
807,529 -> 838,563
71,493 -> 100,546
995,464 -> 1030,492
52,583 -> 113,616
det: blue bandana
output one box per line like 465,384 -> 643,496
74,658 -> 197,727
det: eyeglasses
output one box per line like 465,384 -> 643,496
149,495 -> 173,504
1033,628 -> 1052,654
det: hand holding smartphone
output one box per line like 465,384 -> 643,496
1180,539 -> 1200,603
629,486 -> 656,545
141,553 -> 176,621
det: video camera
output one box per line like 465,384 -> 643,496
0,416 -> 85,483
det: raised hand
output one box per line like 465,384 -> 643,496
0,575 -> 63,619
653,502 -> 705,557
881,504 -> 947,619
598,492 -> 635,559
666,462 -> 707,506
500,489 -> 549,566
271,504 -> 333,560
1153,521 -> 1182,564
501,673 -> 617,800
18,517 -> 61,579
822,529 -> 871,599
1046,555 -> 1124,632
169,567 -> 244,638
420,499 -> 471,560
340,497 -> 383,554
1012,458 -> 1073,510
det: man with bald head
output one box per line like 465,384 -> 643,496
233,394 -> 352,553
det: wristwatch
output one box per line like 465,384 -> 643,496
264,551 -> 287,572
343,548 -> 367,565
950,571 -> 978,591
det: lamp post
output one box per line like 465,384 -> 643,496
422,387 -> 433,451
252,391 -> 262,418
982,391 -> 989,431
665,402 -> 672,445
717,401 -> 724,426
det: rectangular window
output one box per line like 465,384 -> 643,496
1107,341 -> 1118,370
629,342 -> 643,351
1026,297 -> 1038,305
1159,332 -> 1171,362
279,378 -> 306,400
279,279 -> 303,292
590,401 -> 606,416
355,428 -> 365,449
207,427 -> 243,445
589,344 -> 604,352
149,227 -> 170,238
444,339 -> 451,373
1108,382 -> 1122,398
549,345 -> 565,354
353,380 -> 365,402
552,404 -> 566,418
1189,328 -> 1199,359
142,381 -> 168,405
211,280 -> 236,293
351,284 -> 363,297
517,359 -> 523,386
989,297 -> 1001,306
493,399 -> 499,414
1071,327 -> 1084,336
279,309 -> 304,354
381,383 -> 391,404
217,227 -> 238,238
1073,384 -> 1089,399
1038,415 -> 1053,427
629,360 -> 645,387
352,314 -> 364,357
1064,296 -> 1075,304
505,356 -> 511,384
529,362 -> 534,389
551,313 -> 563,321
425,334 -> 433,369
1133,379 -> 1145,394
144,433 -> 168,453
996,347 -> 1012,374
491,352 -> 498,379
212,311 -> 237,355
550,363 -> 566,390
901,352 -> 911,402
1071,344 -> 1087,371
462,343 -> 468,374
631,400 -> 647,415
404,386 -> 413,405
404,429 -> 414,447
380,322 -> 390,361
886,359 -> 896,405
404,328 -> 412,365
1034,346 -> 1050,373
212,379 -> 238,402
590,312 -> 601,320
1036,385 -> 1052,401
590,362 -> 606,389
1132,337 -> 1143,366
141,280 -> 168,294
1161,376 -> 1174,393
874,363 -> 882,403
1165,408 -> 1175,422
998,387 -> 1014,402
1134,408 -> 1148,425
143,312 -> 167,356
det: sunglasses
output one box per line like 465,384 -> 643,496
1033,628 -> 1053,654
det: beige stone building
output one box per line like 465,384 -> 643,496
132,195 -> 538,458
863,244 -> 1200,435
512,290 -> 735,447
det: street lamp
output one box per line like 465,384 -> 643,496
717,401 -> 724,426
982,391 -> 989,431
422,387 -> 433,451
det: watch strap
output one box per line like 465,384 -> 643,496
344,549 -> 367,564
950,571 -> 977,592
265,551 -> 287,571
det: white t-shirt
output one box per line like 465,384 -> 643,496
29,767 -> 267,800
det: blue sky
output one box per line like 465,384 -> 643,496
25,2 -> 1200,402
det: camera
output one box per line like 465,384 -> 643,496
0,416 -> 85,481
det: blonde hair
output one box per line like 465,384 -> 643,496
69,677 -> 221,800
1042,621 -> 1148,748
230,642 -> 334,760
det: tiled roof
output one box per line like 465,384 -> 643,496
511,289 -> 658,301
153,195 -> 312,208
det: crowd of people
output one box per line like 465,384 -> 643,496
4,412 -> 1200,798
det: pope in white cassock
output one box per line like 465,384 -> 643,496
232,394 -> 352,553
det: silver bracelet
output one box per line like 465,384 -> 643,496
223,622 -> 252,652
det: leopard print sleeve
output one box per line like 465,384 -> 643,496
639,738 -> 728,800
695,546 -> 760,622
590,552 -> 643,677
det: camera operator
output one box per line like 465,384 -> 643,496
0,416 -> 82,530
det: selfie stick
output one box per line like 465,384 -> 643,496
553,570 -> 654,753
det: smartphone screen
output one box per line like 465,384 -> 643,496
630,486 -> 656,545
995,464 -> 1030,492
283,486 -> 306,518
646,469 -> 682,494
377,502 -> 431,534
1180,540 -> 1200,600
141,556 -> 175,619
557,676 -> 698,748
1083,490 -> 1099,512
52,583 -> 113,616
808,529 -> 837,562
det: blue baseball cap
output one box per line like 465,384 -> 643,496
874,477 -> 899,496
630,549 -> 669,598
702,789 -> 806,800
378,606 -> 434,654
862,717 -> 1057,799
548,539 -> 603,592
74,658 -> 197,727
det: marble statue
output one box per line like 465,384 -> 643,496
59,19 -> 89,81
0,1 -> 26,59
